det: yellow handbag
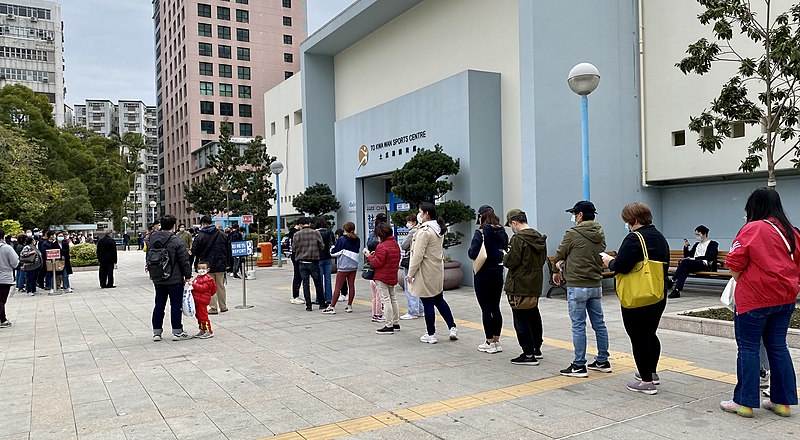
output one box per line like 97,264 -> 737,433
614,232 -> 666,308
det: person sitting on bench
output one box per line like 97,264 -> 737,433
668,225 -> 719,298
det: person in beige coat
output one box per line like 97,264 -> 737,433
406,202 -> 459,344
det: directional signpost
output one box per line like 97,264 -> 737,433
46,249 -> 61,295
232,241 -> 254,309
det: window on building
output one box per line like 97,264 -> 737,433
198,3 -> 211,17
701,126 -> 714,139
240,123 -> 253,137
270,122 -> 276,136
220,102 -> 234,116
218,45 -> 231,59
284,53 -> 293,63
198,23 -> 212,37
238,85 -> 252,99
239,104 -> 252,117
285,71 -> 294,79
294,109 -> 302,125
731,121 -> 746,138
218,25 -> 231,40
283,16 -> 292,26
283,34 -> 292,45
237,0 -> 249,4
220,83 -> 233,97
219,64 -> 232,78
200,81 -> 213,95
237,66 -> 251,80
201,120 -> 215,134
236,28 -> 249,42
199,62 -> 213,76
236,9 -> 249,23
237,47 -> 250,61
198,42 -> 212,56
672,130 -> 686,147
200,101 -> 214,115
283,0 -> 291,7
217,6 -> 230,20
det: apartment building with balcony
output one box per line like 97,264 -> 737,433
153,0 -> 307,225
0,0 -> 65,125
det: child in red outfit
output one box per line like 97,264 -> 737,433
192,262 -> 217,338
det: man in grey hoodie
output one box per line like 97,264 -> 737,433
553,201 -> 611,377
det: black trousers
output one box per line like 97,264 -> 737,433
673,259 -> 708,291
474,266 -> 504,339
292,259 -> 302,298
0,284 -> 10,322
298,261 -> 324,307
621,297 -> 667,382
152,283 -> 183,333
512,306 -> 543,355
99,263 -> 115,288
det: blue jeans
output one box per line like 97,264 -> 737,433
733,303 -> 798,408
25,270 -> 37,293
403,268 -> 423,316
16,269 -> 25,289
567,286 -> 609,366
60,269 -> 71,289
319,259 -> 333,303
44,271 -> 54,290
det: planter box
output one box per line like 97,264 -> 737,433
660,307 -> 800,348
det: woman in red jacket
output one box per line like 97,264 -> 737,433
720,188 -> 799,418
365,222 -> 401,335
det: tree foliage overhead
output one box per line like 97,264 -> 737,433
292,183 -> 340,218
676,0 -> 800,187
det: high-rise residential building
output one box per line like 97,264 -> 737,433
73,99 -> 160,235
0,0 -> 65,125
152,0 -> 307,225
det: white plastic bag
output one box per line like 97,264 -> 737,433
720,278 -> 736,311
182,284 -> 196,317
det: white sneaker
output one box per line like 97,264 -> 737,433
172,332 -> 193,341
321,307 -> 336,315
400,313 -> 419,320
478,342 -> 499,354
48,289 -> 55,295
420,333 -> 438,344
493,343 -> 502,353
289,297 -> 305,304
449,327 -> 459,341
66,288 -> 74,294
344,306 -> 353,313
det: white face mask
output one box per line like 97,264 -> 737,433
624,223 -> 631,233
406,223 -> 413,229
197,269 -> 208,276
570,214 -> 576,224
57,237 -> 64,241
26,232 -> 32,237
417,213 -> 424,224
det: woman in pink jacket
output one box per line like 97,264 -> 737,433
720,188 -> 799,418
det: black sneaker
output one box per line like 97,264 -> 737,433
532,347 -> 543,360
510,354 -> 539,366
393,324 -> 400,331
668,289 -> 681,299
375,326 -> 395,335
306,307 -> 313,311
560,363 -> 589,378
587,360 -> 613,373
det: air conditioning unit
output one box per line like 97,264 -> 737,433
6,14 -> 15,20
46,36 -> 53,41
30,16 -> 37,22
41,76 -> 48,82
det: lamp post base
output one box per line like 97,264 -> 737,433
235,305 -> 254,309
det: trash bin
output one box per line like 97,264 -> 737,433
258,242 -> 273,267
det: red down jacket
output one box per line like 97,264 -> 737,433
367,235 -> 401,286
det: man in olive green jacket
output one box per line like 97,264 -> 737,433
503,209 -> 547,366
553,201 -> 611,378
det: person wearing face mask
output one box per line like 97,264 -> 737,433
503,209 -> 548,365
55,232 -> 73,293
399,214 -> 423,320
323,222 -> 360,314
601,202 -> 669,395
149,215 -> 194,341
176,223 -> 193,266
191,261 -> 217,338
667,225 -> 719,299
41,231 -> 61,295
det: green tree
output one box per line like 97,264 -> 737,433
677,0 -> 800,187
292,183 -> 340,218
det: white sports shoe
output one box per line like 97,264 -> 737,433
400,313 -> 418,320
478,342 -> 500,354
344,306 -> 353,313
449,327 -> 459,341
420,333 -> 438,344
289,297 -> 305,304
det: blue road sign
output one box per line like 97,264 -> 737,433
231,241 -> 253,257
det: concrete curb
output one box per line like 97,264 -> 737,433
660,306 -> 800,348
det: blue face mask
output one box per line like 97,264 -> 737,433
624,223 -> 631,233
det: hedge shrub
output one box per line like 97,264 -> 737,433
70,243 -> 99,267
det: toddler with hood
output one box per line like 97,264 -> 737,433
191,261 -> 217,338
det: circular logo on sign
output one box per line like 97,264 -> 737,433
358,145 -> 369,168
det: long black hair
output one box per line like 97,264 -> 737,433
419,202 -> 447,235
745,187 -> 796,255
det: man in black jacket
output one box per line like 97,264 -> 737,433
149,215 -> 193,341
96,230 -> 118,288
192,215 -> 231,314
668,225 -> 719,299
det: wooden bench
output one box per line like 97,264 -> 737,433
545,253 -> 616,298
668,249 -> 732,282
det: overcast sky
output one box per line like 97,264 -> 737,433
62,0 -> 354,107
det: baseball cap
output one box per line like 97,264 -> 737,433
477,205 -> 494,224
566,201 -> 597,215
375,213 -> 387,223
505,209 -> 526,227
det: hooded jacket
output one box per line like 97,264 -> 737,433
503,227 -> 547,296
331,235 -> 360,271
554,220 -> 606,287
191,225 -> 230,273
407,221 -> 445,298
191,274 -> 218,303
368,235 -> 401,285
0,241 -> 19,285
150,230 -> 193,285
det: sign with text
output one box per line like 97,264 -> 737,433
46,249 -> 61,260
364,204 -> 387,240
231,241 -> 254,257
241,215 -> 254,224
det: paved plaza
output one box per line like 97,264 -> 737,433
0,251 -> 799,440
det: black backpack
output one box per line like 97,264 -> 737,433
147,235 -> 175,281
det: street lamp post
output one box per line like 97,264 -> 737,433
122,216 -> 129,235
149,200 -> 157,225
568,63 -> 601,201
270,161 -> 285,267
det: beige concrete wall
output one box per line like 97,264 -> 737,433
264,73 -> 304,219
